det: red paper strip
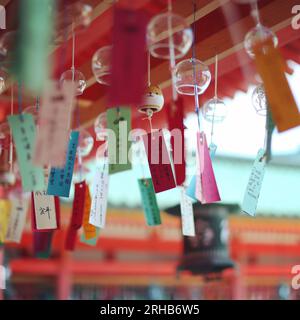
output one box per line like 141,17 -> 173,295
167,98 -> 186,186
31,193 -> 61,232
109,8 -> 147,106
142,130 -> 176,193
197,132 -> 221,204
65,181 -> 86,251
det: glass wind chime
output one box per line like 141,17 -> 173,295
59,22 -> 93,181
146,0 -> 193,103
245,0 -> 277,162
202,54 -> 227,156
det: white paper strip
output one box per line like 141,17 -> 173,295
180,187 -> 195,236
6,197 -> 29,243
33,190 -> 57,230
242,148 -> 266,217
89,159 -> 109,228
34,80 -> 75,167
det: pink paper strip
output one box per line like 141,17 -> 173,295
33,81 -> 75,167
197,132 -> 220,204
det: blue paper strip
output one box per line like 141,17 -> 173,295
186,175 -> 197,201
47,131 -> 79,197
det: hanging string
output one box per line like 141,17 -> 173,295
75,102 -> 83,181
167,0 -> 178,102
18,81 -> 23,115
71,22 -> 76,82
210,54 -> 218,145
9,84 -> 14,174
36,96 -> 40,111
147,51 -> 151,87
191,0 -> 201,131
250,0 -> 261,26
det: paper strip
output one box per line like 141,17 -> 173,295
265,107 -> 275,163
80,228 -> 100,246
138,178 -> 161,226
242,148 -> 266,217
253,39 -> 300,132
32,192 -> 60,231
6,196 -> 29,243
186,175 -> 197,201
0,200 -> 11,243
34,81 -> 75,167
65,181 -> 86,251
15,0 -> 53,93
107,107 -> 132,174
197,132 -> 220,204
142,130 -> 176,193
167,98 -> 186,186
109,8 -> 147,106
8,114 -> 45,192
81,186 -> 97,241
47,131 -> 79,197
89,159 -> 109,228
180,187 -> 195,237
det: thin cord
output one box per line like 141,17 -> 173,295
214,54 -> 218,98
167,0 -> 178,102
211,54 -> 218,145
36,96 -> 40,111
191,0 -> 201,131
18,81 -> 22,115
9,84 -> 14,173
250,0 -> 261,26
76,102 -> 83,181
147,51 -> 151,87
71,22 -> 75,81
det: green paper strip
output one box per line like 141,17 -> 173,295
107,107 -> 132,174
266,106 -> 275,163
14,0 -> 54,93
138,178 -> 161,226
80,228 -> 100,246
8,114 -> 45,192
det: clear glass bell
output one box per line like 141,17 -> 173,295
0,69 -> 6,94
174,58 -> 211,95
54,2 -> 92,44
244,24 -> 278,58
147,12 -> 193,59
60,69 -> 86,95
203,97 -> 227,123
252,84 -> 267,116
92,46 -> 112,85
77,129 -> 94,157
0,31 -> 17,61
94,112 -> 107,141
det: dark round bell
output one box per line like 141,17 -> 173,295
165,202 -> 239,275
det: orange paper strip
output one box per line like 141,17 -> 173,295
253,39 -> 300,132
82,186 -> 96,240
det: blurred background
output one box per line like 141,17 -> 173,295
0,0 -> 300,300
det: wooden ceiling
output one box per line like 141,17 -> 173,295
0,0 -> 299,132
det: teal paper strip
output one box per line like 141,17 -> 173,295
138,178 -> 161,226
8,114 -> 45,192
